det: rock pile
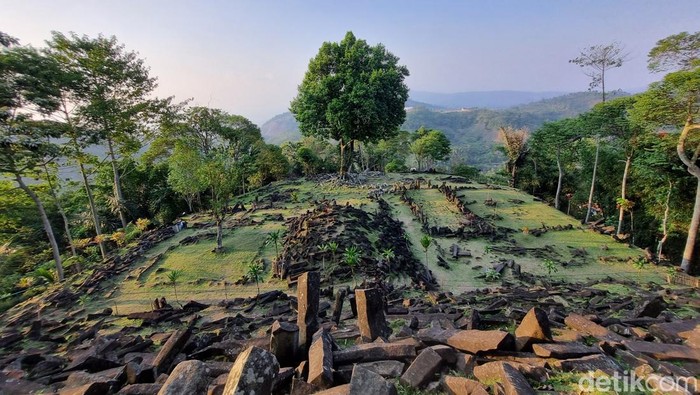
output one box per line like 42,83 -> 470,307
0,272 -> 698,394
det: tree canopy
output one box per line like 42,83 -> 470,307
290,31 -> 409,176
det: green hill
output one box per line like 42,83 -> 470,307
261,91 -> 628,167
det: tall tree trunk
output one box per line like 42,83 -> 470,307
107,138 -> 128,229
346,140 -> 355,175
616,154 -> 632,236
43,164 -> 77,258
78,160 -> 108,260
680,180 -> 700,273
216,219 -> 223,251
657,181 -> 672,261
554,149 -> 563,210
15,174 -> 64,281
510,162 -> 517,187
63,104 -> 106,259
338,139 -> 346,179
584,136 -> 600,224
676,120 -> 700,273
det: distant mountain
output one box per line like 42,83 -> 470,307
260,91 -> 626,167
409,90 -> 567,109
260,112 -> 300,145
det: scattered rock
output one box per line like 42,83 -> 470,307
157,360 -> 210,395
349,365 -> 397,395
222,346 -> 279,394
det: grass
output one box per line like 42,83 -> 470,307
80,173 -> 667,314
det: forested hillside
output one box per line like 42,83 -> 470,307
263,91 -> 628,167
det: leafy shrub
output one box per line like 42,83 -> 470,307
111,231 -> 127,247
136,218 -> 151,232
385,159 -> 408,173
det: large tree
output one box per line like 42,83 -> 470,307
632,66 -> 700,273
47,32 -> 159,230
648,31 -> 700,73
290,31 -> 410,177
410,127 -> 451,171
0,45 -> 65,280
570,42 -> 628,102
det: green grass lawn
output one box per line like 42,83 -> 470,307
88,174 -> 666,313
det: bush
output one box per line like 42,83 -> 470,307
451,163 -> 480,179
111,231 -> 127,247
385,159 -> 407,173
135,218 -> 151,232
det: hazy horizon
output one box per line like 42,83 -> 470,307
4,0 -> 698,124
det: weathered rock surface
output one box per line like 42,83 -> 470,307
157,360 -> 210,395
400,347 -> 443,389
222,346 -> 280,395
349,365 -> 397,395
297,272 -> 320,352
356,289 -> 391,341
308,328 -> 334,389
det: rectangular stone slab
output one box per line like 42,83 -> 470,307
333,343 -> 416,365
623,340 -> 700,362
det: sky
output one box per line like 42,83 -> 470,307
3,0 -> 699,124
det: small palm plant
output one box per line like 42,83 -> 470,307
266,230 -> 282,262
318,243 -> 330,271
380,248 -> 395,263
542,259 -> 559,276
327,241 -> 339,267
420,235 -> 432,264
248,262 -> 264,297
166,269 -> 184,306
344,246 -> 360,288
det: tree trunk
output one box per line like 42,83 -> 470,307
78,161 -> 108,260
107,138 -> 128,229
584,136 -> 600,224
555,149 -> 563,210
338,139 -> 346,179
346,140 -> 355,175
216,219 -> 223,252
616,154 -> 632,236
510,162 -> 517,187
657,181 -> 672,262
15,174 -> 64,281
680,180 -> 700,273
676,120 -> 700,273
43,164 -> 77,258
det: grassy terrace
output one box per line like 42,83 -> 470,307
86,173 -> 666,315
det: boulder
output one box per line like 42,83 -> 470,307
222,346 -> 280,395
473,362 -> 536,395
514,307 -> 552,350
152,327 -> 192,376
441,376 -> 489,395
117,383 -> 163,394
349,365 -> 397,395
157,360 -> 210,395
633,296 -> 667,318
400,347 -> 443,389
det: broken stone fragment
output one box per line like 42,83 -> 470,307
308,328 -> 334,389
222,346 -> 280,395
356,289 -> 391,342
297,272 -> 320,353
514,307 -> 552,350
157,360 -> 210,395
270,320 -> 299,367
441,375 -> 489,395
349,365 -> 397,395
400,347 -> 443,389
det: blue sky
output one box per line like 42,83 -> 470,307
3,0 -> 698,124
